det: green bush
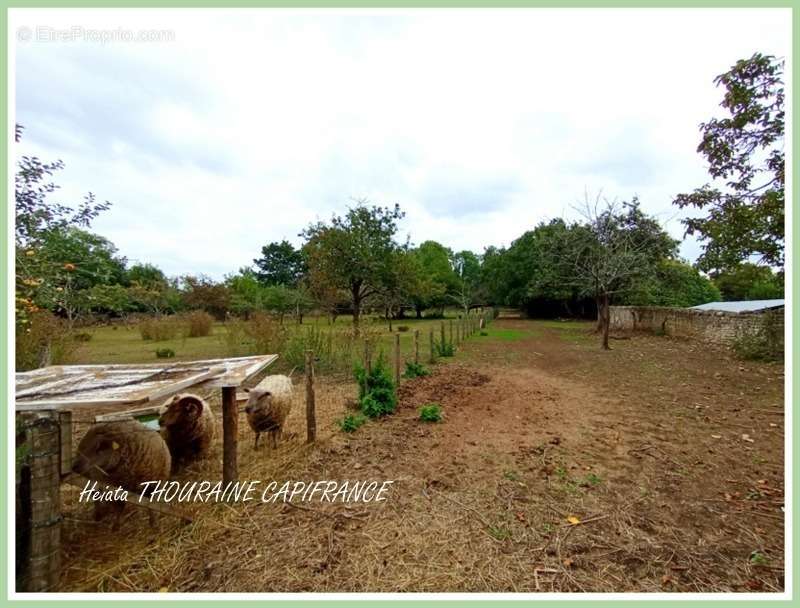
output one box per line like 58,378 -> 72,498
397,325 -> 410,332
403,361 -> 430,378
354,353 -> 397,418
16,312 -> 77,371
338,413 -> 367,433
434,340 -> 455,357
419,403 -> 443,422
155,348 -> 176,358
479,331 -> 488,337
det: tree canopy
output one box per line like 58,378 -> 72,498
674,53 -> 784,272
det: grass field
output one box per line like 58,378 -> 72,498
72,311 -> 492,373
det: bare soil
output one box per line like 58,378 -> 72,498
58,319 -> 785,593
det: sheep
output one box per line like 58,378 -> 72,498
244,375 -> 294,450
158,393 -> 216,470
72,420 -> 171,528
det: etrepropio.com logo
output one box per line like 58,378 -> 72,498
16,25 -> 176,45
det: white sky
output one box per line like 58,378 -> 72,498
11,8 -> 791,279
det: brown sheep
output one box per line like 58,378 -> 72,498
244,375 -> 293,450
72,420 -> 171,528
158,393 -> 216,470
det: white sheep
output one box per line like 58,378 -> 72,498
244,375 -> 294,450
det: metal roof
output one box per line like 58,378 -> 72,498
690,299 -> 785,313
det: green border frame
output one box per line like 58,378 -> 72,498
1,1 -> 796,606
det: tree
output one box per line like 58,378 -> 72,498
301,202 -> 405,330
712,263 -> 784,301
409,241 -> 456,317
180,275 -> 230,319
625,260 -> 721,307
85,284 -> 133,317
674,53 -> 784,272
226,267 -> 265,319
15,124 -> 112,327
451,250 -> 482,314
126,263 -> 167,289
261,284 -> 296,324
571,194 -> 675,350
376,249 -> 418,329
253,240 -> 306,287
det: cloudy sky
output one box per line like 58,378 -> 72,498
11,8 -> 790,279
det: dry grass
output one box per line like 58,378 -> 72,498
56,320 -> 784,593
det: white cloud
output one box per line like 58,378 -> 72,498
11,8 -> 791,277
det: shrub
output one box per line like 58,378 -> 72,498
223,318 -> 253,357
338,413 -> 367,433
419,403 -> 443,422
479,331 -> 488,337
397,325 -> 410,332
139,317 -> 180,341
403,361 -> 430,378
73,331 -> 93,342
155,348 -> 176,358
434,340 -> 455,357
183,310 -> 213,338
245,312 -> 288,354
16,312 -> 77,371
733,311 -> 784,362
354,353 -> 397,418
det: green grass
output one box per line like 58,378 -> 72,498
419,403 -> 443,422
475,327 -> 537,341
71,311 -> 485,368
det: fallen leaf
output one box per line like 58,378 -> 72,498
562,558 -> 574,568
566,515 -> 580,525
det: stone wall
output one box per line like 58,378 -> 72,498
609,305 -> 785,346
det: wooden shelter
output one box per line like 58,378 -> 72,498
14,355 -> 277,592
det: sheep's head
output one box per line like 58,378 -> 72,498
159,394 -> 203,428
72,431 -> 123,478
244,389 -> 272,415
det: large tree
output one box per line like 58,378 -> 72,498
15,125 -> 113,327
451,250 -> 482,314
253,240 -> 306,287
712,263 -> 784,301
409,240 -> 456,317
674,53 -> 784,272
301,202 -> 405,330
571,194 -> 676,350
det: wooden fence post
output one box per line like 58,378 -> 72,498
24,412 -> 61,592
449,320 -> 453,346
305,351 -> 316,443
394,334 -> 401,385
440,322 -> 445,349
414,330 -> 419,365
58,411 -> 72,476
222,387 -> 238,484
429,329 -> 435,363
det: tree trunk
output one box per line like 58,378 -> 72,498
594,295 -> 603,333
600,293 -> 610,350
415,306 -> 422,319
352,290 -> 361,334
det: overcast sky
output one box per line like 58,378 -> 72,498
11,8 -> 790,279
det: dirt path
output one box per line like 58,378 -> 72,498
60,319 -> 784,592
